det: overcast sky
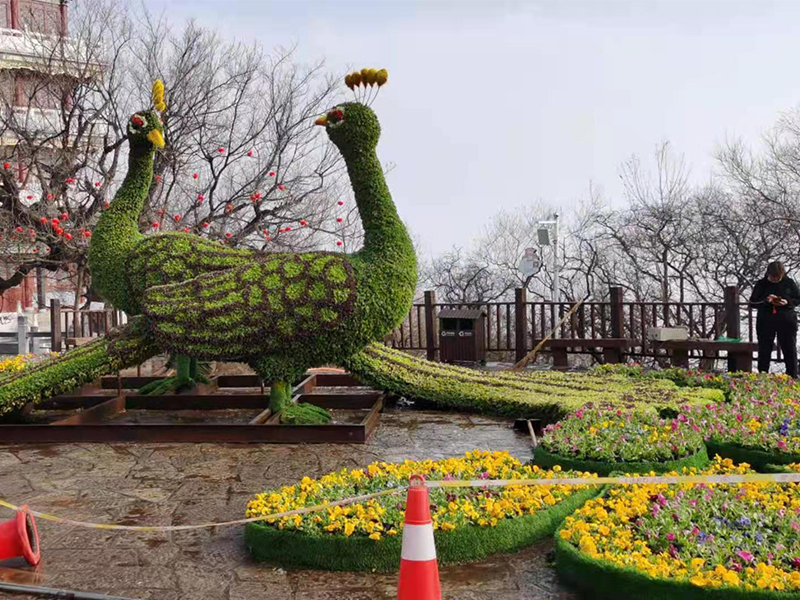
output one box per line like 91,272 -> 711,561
143,0 -> 800,256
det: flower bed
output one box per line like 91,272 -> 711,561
534,406 -> 709,475
556,457 -> 800,598
244,450 -> 600,571
682,401 -> 800,471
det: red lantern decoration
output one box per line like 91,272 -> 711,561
336,240 -> 343,246
182,226 -> 190,233
202,222 -> 210,228
269,171 -> 275,177
46,193 -> 53,200
51,218 -> 59,226
218,147 -> 225,153
197,194 -> 204,202
247,150 -> 253,157
83,230 -> 91,238
285,226 -> 291,232
300,220 -> 307,227
193,173 -> 198,179
152,222 -> 159,228
336,217 -> 343,223
60,213 -> 68,220
226,204 -> 233,212
337,201 -> 344,206
94,182 -> 101,187
39,217 -> 48,225
26,195 -> 32,200
55,228 -> 63,236
104,201 -> 110,209
278,184 -> 285,191
225,232 -> 232,238
173,214 -> 181,222
67,178 -> 74,184
2,162 -> 9,169
65,233 -> 72,240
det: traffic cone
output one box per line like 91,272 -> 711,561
0,506 -> 40,566
397,474 -> 441,600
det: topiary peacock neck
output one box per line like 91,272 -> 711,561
347,146 -> 417,337
89,143 -> 154,314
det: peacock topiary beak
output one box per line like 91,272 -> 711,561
315,115 -> 327,127
147,129 -> 165,149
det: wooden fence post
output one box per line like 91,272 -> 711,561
724,285 -> 741,372
514,288 -> 527,363
17,315 -> 27,355
50,299 -> 62,352
608,287 -> 624,364
424,290 -> 437,361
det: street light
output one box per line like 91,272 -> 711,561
537,213 -> 560,304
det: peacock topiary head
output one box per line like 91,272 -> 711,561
127,79 -> 167,153
316,102 -> 380,155
316,68 -> 388,155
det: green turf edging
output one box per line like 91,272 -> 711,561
705,439 -> 800,471
532,445 -> 709,476
554,525 -> 800,600
244,485 -> 601,572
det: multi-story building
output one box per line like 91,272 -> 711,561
0,0 -> 70,312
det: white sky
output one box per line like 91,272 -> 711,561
143,0 -> 800,255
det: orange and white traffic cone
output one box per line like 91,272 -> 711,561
397,474 -> 441,600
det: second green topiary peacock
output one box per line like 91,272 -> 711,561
0,71 -> 417,423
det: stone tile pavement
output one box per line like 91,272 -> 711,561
0,408 -> 578,600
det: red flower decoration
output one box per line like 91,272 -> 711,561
152,222 -> 159,228
39,217 -> 48,224
182,226 -> 190,233
226,203 -> 233,212
2,162 -> 8,169
173,214 -> 181,222
197,194 -> 204,202
247,150 -> 253,157
67,178 -> 74,184
51,218 -> 60,226
157,209 -> 164,216
278,184 -> 285,191
84,230 -> 91,238
193,173 -> 198,179
60,213 -> 68,220
46,193 -> 54,200
104,201 -> 110,208
26,195 -> 32,200
65,233 -> 72,240
55,227 -> 63,236
218,147 -> 225,153
337,200 -> 344,206
156,175 -> 162,181
336,240 -> 343,246
269,171 -> 275,177
336,217 -> 343,223
300,220 -> 307,226
225,232 -> 232,238
202,222 -> 210,228
94,182 -> 101,187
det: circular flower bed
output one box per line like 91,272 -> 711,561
534,406 -> 709,475
244,450 -> 600,572
682,400 -> 800,470
556,457 -> 800,598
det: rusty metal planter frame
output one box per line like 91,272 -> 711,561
0,373 -> 384,444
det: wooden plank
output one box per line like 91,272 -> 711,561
313,373 -> 361,387
292,374 -> 317,395
249,407 -> 272,425
300,393 -> 381,410
38,396 -> 118,410
360,395 -> 384,441
215,375 -> 262,388
0,423 -> 369,444
50,396 -> 126,425
125,395 -> 268,410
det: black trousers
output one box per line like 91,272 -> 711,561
757,311 -> 798,377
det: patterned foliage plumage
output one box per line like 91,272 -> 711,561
142,251 -> 357,360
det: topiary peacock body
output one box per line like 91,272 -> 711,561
0,73 -> 417,420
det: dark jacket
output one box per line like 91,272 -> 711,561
749,276 -> 800,316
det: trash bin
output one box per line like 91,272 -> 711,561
438,308 -> 486,364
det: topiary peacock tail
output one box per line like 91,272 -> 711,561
0,70 -> 417,419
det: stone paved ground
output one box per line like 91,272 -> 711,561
0,407 -> 579,600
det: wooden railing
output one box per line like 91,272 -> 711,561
391,286 -> 762,363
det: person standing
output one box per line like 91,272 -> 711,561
750,261 -> 800,377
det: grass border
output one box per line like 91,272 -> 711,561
244,485 -> 601,572
532,445 -> 709,475
705,439 -> 800,471
554,524 -> 800,600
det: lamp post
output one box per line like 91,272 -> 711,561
537,213 -> 560,338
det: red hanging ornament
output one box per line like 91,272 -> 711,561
83,230 -> 91,238
247,150 -> 253,157
66,178 -> 74,184
269,171 -> 275,177
285,226 -> 291,232
60,213 -> 68,220
26,195 -> 32,200
51,218 -> 59,226
173,214 -> 181,222
46,193 -> 53,201
337,201 -> 344,206
55,227 -> 63,236
336,240 -> 343,247
196,194 -> 204,202
218,147 -> 225,153
152,222 -> 160,228
39,217 -> 48,224
182,226 -> 190,233
65,233 -> 72,240
225,232 -> 232,238
278,184 -> 285,191
157,209 -> 164,216
300,220 -> 307,227
2,162 -> 9,169
202,222 -> 210,228
193,173 -> 198,179
336,217 -> 343,223
226,204 -> 233,212
104,201 -> 110,209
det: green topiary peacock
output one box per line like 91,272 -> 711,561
0,71 -> 417,422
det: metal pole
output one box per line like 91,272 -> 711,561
0,581 -> 141,600
552,213 -> 560,338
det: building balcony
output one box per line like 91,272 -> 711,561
0,106 -> 107,147
0,27 -> 102,77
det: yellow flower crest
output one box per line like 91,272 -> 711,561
152,79 -> 166,113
